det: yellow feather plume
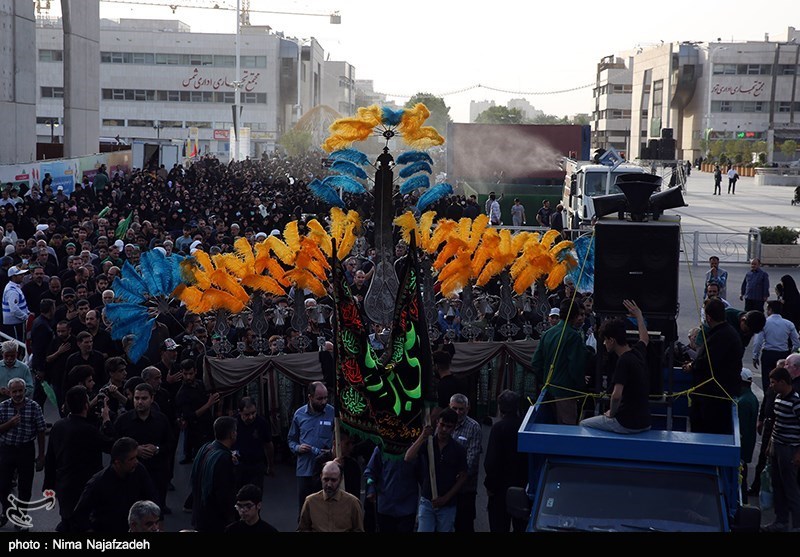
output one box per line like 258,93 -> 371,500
306,219 -> 332,257
241,275 -> 286,296
329,207 -> 347,245
176,285 -> 205,313
264,258 -> 290,287
545,263 -> 570,291
433,238 -> 467,270
426,220 -> 458,253
467,215 -> 489,251
214,253 -> 248,278
283,221 -> 301,253
418,211 -> 436,250
266,235 -> 294,266
470,230 -> 500,278
201,288 -> 246,314
233,237 -> 255,270
512,231 -> 532,253
193,250 -> 215,274
477,260 -> 508,287
299,239 -> 330,270
393,212 -> 419,245
253,241 -> 272,274
540,229 -> 561,248
209,269 -> 249,304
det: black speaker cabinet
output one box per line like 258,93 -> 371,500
593,220 -> 680,318
659,138 -> 676,160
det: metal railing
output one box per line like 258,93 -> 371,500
681,230 -> 759,266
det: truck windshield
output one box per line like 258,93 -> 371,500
533,462 -> 724,532
583,172 -> 627,197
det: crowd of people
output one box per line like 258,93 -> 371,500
0,150 -> 799,533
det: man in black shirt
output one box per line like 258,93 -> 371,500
434,349 -> 466,409
233,397 -> 273,492
580,300 -> 651,434
45,320 -> 77,415
70,437 -> 159,533
224,484 -> 279,533
114,383 -> 173,514
43,385 -> 115,532
29,298 -> 56,408
65,331 -> 106,387
176,359 -> 219,463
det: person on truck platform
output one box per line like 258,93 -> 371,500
580,300 -> 651,434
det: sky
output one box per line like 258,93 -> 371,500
44,0 -> 799,122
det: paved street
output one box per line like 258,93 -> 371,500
6,169 -> 799,533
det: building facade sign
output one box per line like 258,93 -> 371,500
181,68 -> 261,92
711,80 -> 767,97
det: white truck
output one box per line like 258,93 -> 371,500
562,158 -> 648,228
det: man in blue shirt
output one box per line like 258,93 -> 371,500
287,381 -> 334,519
364,445 -> 419,532
753,300 -> 800,392
740,258 -> 770,312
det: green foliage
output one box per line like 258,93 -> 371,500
405,93 -> 452,138
759,226 -> 800,245
571,113 -> 591,125
709,140 -> 725,161
278,129 -> 313,157
780,139 -> 798,159
532,113 -> 570,124
475,106 -> 527,124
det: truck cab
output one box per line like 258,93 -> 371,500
562,159 -> 648,228
507,386 -> 760,532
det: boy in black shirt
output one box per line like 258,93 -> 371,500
224,484 -> 278,532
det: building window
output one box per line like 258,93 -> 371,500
102,119 -> 124,126
214,55 -> 235,67
161,120 -> 184,128
127,119 -> 154,127
41,86 -> 64,98
719,101 -> 732,113
38,49 -> 63,62
37,117 -> 61,125
185,121 -> 212,128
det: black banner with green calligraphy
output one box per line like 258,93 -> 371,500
331,234 -> 431,457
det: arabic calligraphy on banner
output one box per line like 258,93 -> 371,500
711,80 -> 766,97
181,68 -> 261,92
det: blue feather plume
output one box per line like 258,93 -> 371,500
308,179 -> 345,208
396,151 -> 433,165
140,249 -> 182,296
137,250 -> 164,298
400,174 -> 430,195
398,160 -> 433,179
328,148 -> 370,166
567,233 -> 595,293
169,254 -> 185,294
417,183 -> 453,211
330,160 -> 368,180
111,264 -> 149,303
321,175 -> 367,195
104,303 -> 155,363
381,106 -> 405,126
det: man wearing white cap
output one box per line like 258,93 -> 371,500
2,266 -> 30,341
736,367 -> 758,502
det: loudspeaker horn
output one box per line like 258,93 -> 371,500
592,193 -> 627,219
649,185 -> 687,213
616,174 -> 661,221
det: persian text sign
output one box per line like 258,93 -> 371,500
181,68 -> 261,92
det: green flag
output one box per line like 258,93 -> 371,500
115,211 -> 133,240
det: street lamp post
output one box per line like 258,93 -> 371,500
153,122 -> 164,141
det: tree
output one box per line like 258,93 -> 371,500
404,93 -> 452,138
475,106 -> 527,124
709,140 -> 725,161
532,113 -> 569,125
570,113 -> 591,125
278,129 -> 313,157
780,139 -> 798,161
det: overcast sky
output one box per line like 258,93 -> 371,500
47,0 -> 799,122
